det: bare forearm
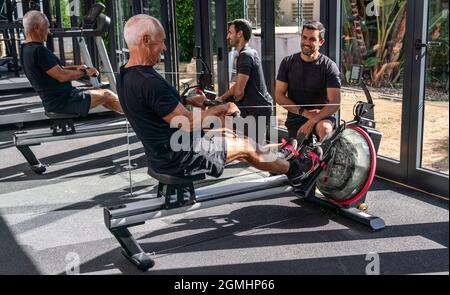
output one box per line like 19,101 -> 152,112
220,84 -> 235,101
59,69 -> 85,82
309,105 -> 340,123
182,105 -> 228,132
276,94 -> 301,115
63,66 -> 79,71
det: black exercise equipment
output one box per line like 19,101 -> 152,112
50,2 -> 116,92
180,46 -> 216,101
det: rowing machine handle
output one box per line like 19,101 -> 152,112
85,66 -> 99,78
203,100 -> 241,118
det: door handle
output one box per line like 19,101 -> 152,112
414,39 -> 442,50
414,39 -> 428,50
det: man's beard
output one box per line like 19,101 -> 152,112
301,45 -> 315,56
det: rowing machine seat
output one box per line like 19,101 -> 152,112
147,167 -> 205,184
148,167 -> 205,209
45,112 -> 79,136
44,112 -> 80,119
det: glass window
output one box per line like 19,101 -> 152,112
421,0 -> 449,175
341,0 -> 407,161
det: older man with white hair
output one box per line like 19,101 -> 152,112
21,10 -> 122,116
118,14 -> 315,188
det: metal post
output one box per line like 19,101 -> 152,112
95,36 -> 116,91
132,0 -> 143,15
105,0 -> 118,72
261,0 -> 276,114
320,0 -> 341,65
160,0 -> 178,88
54,0 -> 65,65
320,0 -> 342,125
215,0 -> 229,95
42,0 -> 54,52
5,0 -> 19,77
69,0 -> 81,65
194,0 -> 214,84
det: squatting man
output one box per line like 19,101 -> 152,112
117,14 -> 330,188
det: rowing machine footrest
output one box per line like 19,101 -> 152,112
148,167 -> 205,210
45,112 -> 79,136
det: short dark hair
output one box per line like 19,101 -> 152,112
302,20 -> 326,40
228,19 -> 252,41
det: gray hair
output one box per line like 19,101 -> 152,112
124,14 -> 164,47
23,10 -> 48,35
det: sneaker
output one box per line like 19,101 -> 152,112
287,146 -> 324,188
278,138 -> 299,161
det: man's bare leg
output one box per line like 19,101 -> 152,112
315,119 -> 334,140
207,128 -> 284,155
224,134 -> 289,174
89,89 -> 123,113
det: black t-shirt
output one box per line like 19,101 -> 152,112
117,65 -> 188,175
21,42 -> 74,111
276,53 -> 341,125
236,44 -> 273,114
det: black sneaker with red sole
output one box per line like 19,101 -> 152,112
287,146 -> 324,189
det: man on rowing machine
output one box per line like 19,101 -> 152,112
117,14 -> 323,188
21,10 -> 123,117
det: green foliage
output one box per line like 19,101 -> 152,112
50,0 -> 71,28
227,0 -> 245,21
342,0 -> 407,86
364,56 -> 380,68
427,9 -> 449,91
342,0 -> 449,93
176,0 -> 195,62
146,0 -> 162,18
275,0 -> 282,26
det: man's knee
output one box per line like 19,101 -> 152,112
316,120 -> 334,137
101,89 -> 117,101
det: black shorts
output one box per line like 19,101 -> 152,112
180,135 -> 227,178
286,115 -> 337,139
57,88 -> 91,117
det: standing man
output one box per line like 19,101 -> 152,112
275,20 -> 341,141
218,19 -> 273,144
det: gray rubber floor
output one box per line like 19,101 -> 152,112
0,116 -> 448,275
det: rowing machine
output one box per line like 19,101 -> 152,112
104,167 -> 384,272
14,112 -> 130,174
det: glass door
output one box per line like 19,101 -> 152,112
405,0 -> 449,197
420,0 -> 449,175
